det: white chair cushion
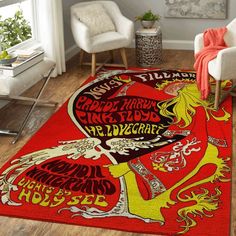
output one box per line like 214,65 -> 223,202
90,31 -> 130,53
74,3 -> 116,36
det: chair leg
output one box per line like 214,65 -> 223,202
214,80 -> 221,110
91,53 -> 96,76
79,49 -> 84,66
120,48 -> 128,69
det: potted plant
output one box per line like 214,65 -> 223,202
135,10 -> 160,29
0,10 -> 32,50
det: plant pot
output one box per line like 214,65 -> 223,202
141,20 -> 156,29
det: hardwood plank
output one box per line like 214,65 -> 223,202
0,48 -> 234,236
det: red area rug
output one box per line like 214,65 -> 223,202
0,69 -> 232,235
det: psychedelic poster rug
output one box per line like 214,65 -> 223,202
0,69 -> 232,236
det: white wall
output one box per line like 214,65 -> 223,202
62,0 -> 236,58
113,0 -> 236,49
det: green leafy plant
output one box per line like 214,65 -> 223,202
135,10 -> 160,21
0,10 -> 32,50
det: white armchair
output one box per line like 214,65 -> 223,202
71,1 -> 134,76
194,18 -> 236,110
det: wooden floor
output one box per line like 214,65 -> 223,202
0,49 -> 235,236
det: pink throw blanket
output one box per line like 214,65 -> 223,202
194,27 -> 228,100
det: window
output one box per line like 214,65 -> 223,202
0,0 -> 38,51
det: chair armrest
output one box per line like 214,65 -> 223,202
194,33 -> 204,54
106,3 -> 134,44
115,16 -> 134,43
214,47 -> 236,80
70,13 -> 91,53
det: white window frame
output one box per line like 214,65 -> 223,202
0,0 -> 24,7
0,0 -> 41,52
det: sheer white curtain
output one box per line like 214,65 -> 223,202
35,0 -> 66,77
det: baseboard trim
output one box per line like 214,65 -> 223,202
66,39 -> 194,61
65,44 -> 80,61
163,40 -> 194,50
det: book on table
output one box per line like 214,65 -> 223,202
0,50 -> 44,77
136,27 -> 160,36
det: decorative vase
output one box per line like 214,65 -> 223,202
141,20 -> 156,29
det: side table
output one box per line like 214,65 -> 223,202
0,58 -> 57,144
135,27 -> 163,67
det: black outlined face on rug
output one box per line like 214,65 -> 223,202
68,70 -> 196,163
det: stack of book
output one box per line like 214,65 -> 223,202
136,28 -> 159,33
136,27 -> 160,36
0,50 -> 44,77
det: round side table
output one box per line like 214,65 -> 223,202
135,27 -> 163,67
